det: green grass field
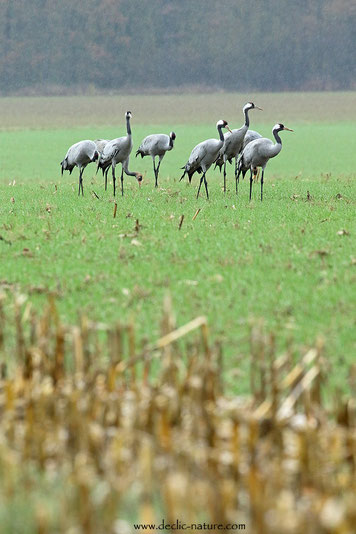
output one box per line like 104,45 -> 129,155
1,93 -> 356,392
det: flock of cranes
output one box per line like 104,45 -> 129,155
60,103 -> 293,201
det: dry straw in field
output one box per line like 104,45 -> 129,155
0,291 -> 355,533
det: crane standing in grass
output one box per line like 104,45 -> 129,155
136,131 -> 176,187
180,119 -> 232,200
60,140 -> 99,196
237,123 -> 293,201
215,102 -> 262,193
96,111 -> 142,196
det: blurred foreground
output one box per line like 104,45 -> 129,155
0,292 -> 355,533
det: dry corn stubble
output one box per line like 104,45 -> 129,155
0,290 -> 355,533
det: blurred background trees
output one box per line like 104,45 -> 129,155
0,0 -> 354,94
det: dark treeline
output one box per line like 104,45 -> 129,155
0,0 -> 355,94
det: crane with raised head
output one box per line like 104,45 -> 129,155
180,120 -> 231,200
215,102 -> 262,192
96,111 -> 142,196
60,140 -> 98,196
136,132 -> 176,187
237,123 -> 293,201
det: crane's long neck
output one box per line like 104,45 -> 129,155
243,107 -> 250,128
217,125 -> 224,144
122,159 -> 136,177
169,136 -> 174,149
126,116 -> 132,137
266,128 -> 283,159
273,128 -> 282,146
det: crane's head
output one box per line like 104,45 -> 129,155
170,132 -> 176,140
273,123 -> 294,132
92,150 -> 99,162
135,172 -> 143,186
217,119 -> 232,133
244,102 -> 263,112
126,111 -> 132,119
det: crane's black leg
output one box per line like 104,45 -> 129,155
105,168 -> 108,191
78,168 -> 84,196
236,168 -> 241,195
223,161 -> 227,193
153,159 -> 157,186
203,174 -> 209,200
261,169 -> 264,202
112,163 -> 116,197
156,160 -> 161,187
235,158 -> 238,181
120,167 -> 124,196
249,169 -> 253,201
197,175 -> 204,198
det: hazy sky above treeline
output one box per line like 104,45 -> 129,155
0,0 -> 355,94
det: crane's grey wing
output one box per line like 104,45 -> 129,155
100,138 -> 124,165
140,134 -> 169,153
240,139 -> 258,167
94,139 -> 109,154
137,135 -> 153,154
242,130 -> 262,151
188,141 -> 208,167
65,140 -> 96,165
241,138 -> 274,167
253,139 -> 274,159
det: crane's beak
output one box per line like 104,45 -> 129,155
226,126 -> 232,133
255,106 -> 263,111
284,127 -> 294,132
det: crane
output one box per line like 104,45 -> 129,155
60,140 -> 98,196
180,120 -> 232,200
237,123 -> 293,201
136,132 -> 176,187
96,111 -> 142,196
232,129 -> 263,193
214,102 -> 262,192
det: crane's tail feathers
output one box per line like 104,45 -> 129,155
179,169 -> 187,182
96,159 -> 102,175
60,158 -> 67,175
214,161 -> 223,173
135,149 -> 143,158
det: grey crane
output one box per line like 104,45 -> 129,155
237,123 -> 293,201
96,111 -> 142,196
136,132 -> 176,187
180,120 -> 232,200
94,139 -> 110,190
215,102 -> 262,193
60,140 -> 99,196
